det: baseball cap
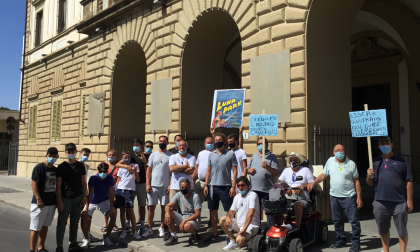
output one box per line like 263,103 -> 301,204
377,136 -> 391,144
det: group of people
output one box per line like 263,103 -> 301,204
29,129 -> 413,252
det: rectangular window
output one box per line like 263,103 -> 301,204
35,11 -> 43,47
51,100 -> 62,142
57,0 -> 67,33
29,106 -> 37,142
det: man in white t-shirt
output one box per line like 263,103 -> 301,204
278,152 -> 314,227
193,137 -> 214,203
220,176 -> 260,251
227,134 -> 247,191
169,140 -> 196,210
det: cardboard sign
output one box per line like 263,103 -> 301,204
249,114 -> 278,136
210,89 -> 246,128
349,109 -> 388,137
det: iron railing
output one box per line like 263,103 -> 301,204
112,136 -> 138,160
8,142 -> 18,176
184,131 -> 212,157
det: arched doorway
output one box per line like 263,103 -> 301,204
181,10 -> 241,152
111,42 -> 147,150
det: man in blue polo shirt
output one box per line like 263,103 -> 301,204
367,136 -> 413,252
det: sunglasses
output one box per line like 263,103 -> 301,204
145,146 -> 153,148
237,184 -> 246,188
98,170 -> 108,174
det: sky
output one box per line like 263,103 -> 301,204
0,1 -> 26,111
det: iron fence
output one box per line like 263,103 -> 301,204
0,142 -> 10,171
112,136 -> 138,160
8,142 -> 18,176
184,132 -> 212,157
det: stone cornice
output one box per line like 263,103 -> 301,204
32,0 -> 45,8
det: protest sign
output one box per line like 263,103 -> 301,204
349,109 -> 388,137
210,89 -> 245,129
249,114 -> 279,136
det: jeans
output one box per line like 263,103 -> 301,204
56,194 -> 83,247
330,195 -> 361,246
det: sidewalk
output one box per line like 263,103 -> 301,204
0,175 -> 419,252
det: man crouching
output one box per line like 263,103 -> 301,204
164,178 -> 202,245
220,176 -> 260,251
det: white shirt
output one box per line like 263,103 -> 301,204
230,191 -> 260,227
196,149 -> 213,180
279,166 -> 314,201
231,148 -> 247,179
117,164 -> 140,191
169,153 -> 196,190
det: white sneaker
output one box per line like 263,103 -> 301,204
81,238 -> 90,249
159,227 -> 165,237
120,230 -> 127,239
223,241 -> 239,251
141,228 -> 153,238
103,237 -> 114,247
133,232 -> 142,240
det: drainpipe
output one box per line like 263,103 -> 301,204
19,0 -> 29,124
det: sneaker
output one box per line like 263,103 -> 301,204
195,231 -> 201,240
81,238 -> 90,249
68,243 -> 85,251
133,232 -> 142,240
330,240 -> 347,249
349,244 -> 361,252
103,237 -> 114,247
141,228 -> 153,238
139,224 -> 146,234
120,230 -> 127,239
163,232 -> 171,241
226,236 -> 231,245
55,247 -> 64,252
165,235 -> 178,246
38,248 -> 50,252
88,232 -> 100,242
159,227 -> 165,237
204,234 -> 220,244
223,240 -> 239,251
126,220 -> 131,228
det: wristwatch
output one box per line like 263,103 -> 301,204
231,186 -> 235,189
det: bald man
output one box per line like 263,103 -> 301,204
309,144 -> 362,252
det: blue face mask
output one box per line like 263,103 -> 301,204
67,153 -> 76,160
238,190 -> 246,195
133,146 -> 141,153
80,156 -> 88,163
124,158 -> 130,163
179,150 -> 187,155
47,157 -> 57,165
98,173 -> 107,180
334,152 -> 345,160
176,141 -> 179,148
257,144 -> 263,152
380,145 -> 392,155
145,148 -> 152,154
206,144 -> 214,150
108,157 -> 116,162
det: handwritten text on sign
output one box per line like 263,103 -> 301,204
249,114 -> 278,136
349,109 -> 388,137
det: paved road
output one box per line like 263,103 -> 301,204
0,203 -> 129,252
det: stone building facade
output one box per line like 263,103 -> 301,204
18,0 -> 420,179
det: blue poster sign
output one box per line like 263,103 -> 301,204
249,114 -> 278,136
349,109 -> 388,137
210,89 -> 246,128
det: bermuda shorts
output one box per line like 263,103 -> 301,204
147,186 -> 169,206
174,212 -> 200,231
231,222 -> 259,239
87,200 -> 111,220
207,185 -> 233,211
373,200 -> 408,237
135,183 -> 147,207
115,189 -> 135,209
29,204 -> 56,231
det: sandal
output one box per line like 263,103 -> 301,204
113,226 -> 119,231
101,226 -> 107,232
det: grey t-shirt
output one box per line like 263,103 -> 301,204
208,149 -> 238,186
171,191 -> 202,216
248,151 -> 279,193
147,151 -> 172,188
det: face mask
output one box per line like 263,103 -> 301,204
47,157 -> 57,165
98,173 -> 107,179
133,146 -> 141,153
290,162 -> 299,168
335,152 -> 345,160
179,150 -> 187,155
206,144 -> 214,150
257,144 -> 263,152
80,156 -> 88,163
380,145 -> 392,155
159,143 -> 167,150
108,157 -> 116,162
124,158 -> 130,163
238,189 -> 246,195
145,148 -> 152,154
215,141 -> 224,149
176,141 -> 179,148
228,143 -> 236,149
180,189 -> 189,195
67,153 -> 76,160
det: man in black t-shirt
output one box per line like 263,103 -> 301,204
168,135 -> 195,156
29,147 -> 59,252
56,143 -> 87,252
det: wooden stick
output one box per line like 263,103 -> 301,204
364,104 -> 374,178
262,110 -> 266,165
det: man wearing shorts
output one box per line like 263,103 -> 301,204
29,147 -> 59,252
164,178 -> 202,245
81,163 -> 117,248
144,135 -> 172,238
204,133 -> 238,243
367,136 -> 413,252
220,176 -> 260,251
